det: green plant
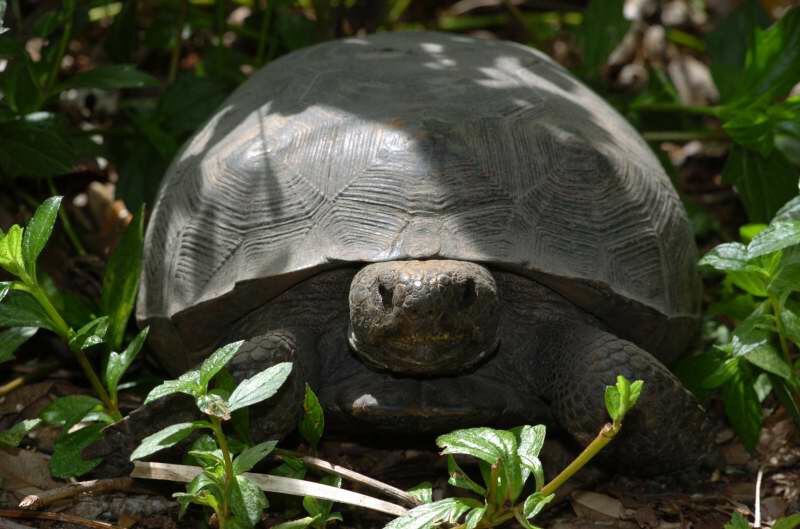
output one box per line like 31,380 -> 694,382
384,376 -> 643,529
0,195 -> 146,476
130,340 -> 293,529
684,192 -> 800,449
726,511 -> 800,529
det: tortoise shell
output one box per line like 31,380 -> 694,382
138,31 -> 701,373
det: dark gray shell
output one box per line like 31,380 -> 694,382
139,31 -> 701,372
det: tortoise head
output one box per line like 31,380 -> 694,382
348,260 -> 499,375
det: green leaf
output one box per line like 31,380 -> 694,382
299,383 -> 324,450
407,482 -> 433,505
576,0 -> 630,80
732,7 -> 800,103
68,316 -> 109,351
768,246 -> 800,294
698,242 -> 751,271
0,290 -> 56,330
720,145 -> 798,223
773,513 -> 800,529
523,492 -> 554,520
463,506 -> 486,529
130,421 -> 209,461
446,455 -> 486,496
101,208 -> 144,351
702,356 -> 741,389
0,281 -> 9,302
21,196 -> 61,279
230,474 -> 268,529
0,326 -> 37,364
228,362 -> 293,413
0,418 -> 41,448
730,312 -> 793,379
0,119 -> 76,179
705,0 -> 770,101
747,220 -> 800,258
57,65 -> 159,91
436,427 -> 516,466
0,0 -> 8,34
176,472 -> 220,517
105,327 -> 148,401
40,395 -> 102,430
271,455 -> 306,479
384,497 -> 479,529
781,306 -> 800,343
0,224 -> 25,277
740,223 -> 768,243
199,340 -> 245,389
629,380 -> 644,408
196,392 -> 231,420
233,440 -> 277,474
725,512 -> 751,529
187,449 -> 225,469
604,385 -> 621,421
50,423 -> 104,478
516,425 -> 546,491
144,369 -> 204,404
722,365 -> 762,450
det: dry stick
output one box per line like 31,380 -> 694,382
0,510 -> 121,529
277,451 -> 420,507
132,461 -> 408,517
18,477 -> 134,510
754,467 -> 764,528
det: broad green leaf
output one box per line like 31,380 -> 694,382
604,385 -> 621,421
176,473 -> 219,517
0,119 -> 76,179
773,513 -> 800,529
699,242 -> 754,272
446,455 -> 486,496
384,497 -> 480,529
733,7 -> 800,103
722,108 -> 775,156
101,208 -> 144,350
0,326 -> 37,363
187,449 -> 225,469
730,312 -> 793,379
705,0 -> 770,101
725,512 -> 751,529
272,517 -> 317,529
720,145 -> 798,223
271,455 -> 306,479
230,474 -> 268,529
50,423 -> 104,478
523,492 -> 554,520
516,425 -> 546,491
436,427 -> 517,466
0,224 -> 25,277
722,365 -> 762,450
702,356 -> 741,389
577,0 -> 630,80
68,316 -> 109,351
144,370 -> 203,404
407,482 -> 433,504
0,291 -> 56,330
0,418 -> 41,448
40,395 -> 101,431
130,421 -> 209,461
629,380 -> 644,408
768,247 -> 800,294
196,392 -> 231,420
299,383 -> 324,450
463,506 -> 486,529
199,340 -> 245,388
21,196 -> 61,279
158,73 -> 228,135
747,220 -> 800,258
781,306 -> 800,344
740,223 -> 768,243
228,362 -> 293,413
105,327 -> 149,400
233,440 -> 278,474
58,65 -> 159,91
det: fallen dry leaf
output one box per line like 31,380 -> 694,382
571,490 -> 627,520
0,449 -> 59,498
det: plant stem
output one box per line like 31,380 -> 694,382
540,423 -> 617,497
631,102 -> 722,117
487,463 -> 499,508
41,0 -> 75,106
255,0 -> 275,66
47,178 -> 86,257
770,297 -> 795,371
211,416 -> 234,527
168,0 -> 189,84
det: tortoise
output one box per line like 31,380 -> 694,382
102,31 -> 717,474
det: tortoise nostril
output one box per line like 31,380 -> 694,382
378,283 -> 393,310
462,278 -> 476,306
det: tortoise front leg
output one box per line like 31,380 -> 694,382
534,322 -> 719,474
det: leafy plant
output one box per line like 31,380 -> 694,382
726,510 -> 800,529
131,340 -> 293,529
0,196 -> 146,476
384,376 -> 644,529
686,193 -> 800,448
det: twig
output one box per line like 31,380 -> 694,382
131,461 -> 407,517
18,477 -> 134,510
295,452 -> 420,507
0,510 -> 121,529
754,467 -> 763,528
0,362 -> 59,397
